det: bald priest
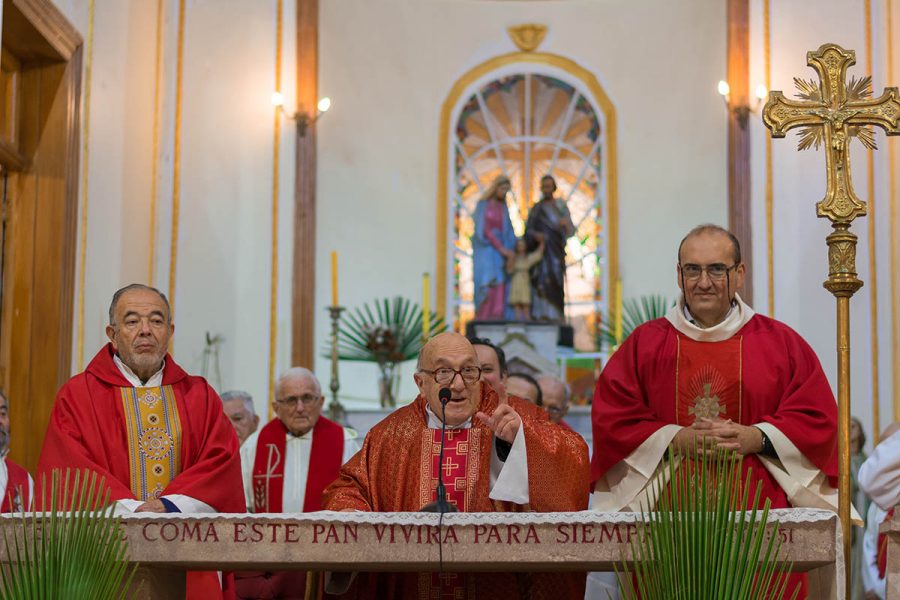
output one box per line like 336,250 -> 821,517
323,332 -> 591,599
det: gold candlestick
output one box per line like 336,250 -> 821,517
328,305 -> 346,424
762,43 -> 900,596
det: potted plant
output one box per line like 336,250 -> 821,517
597,294 -> 671,352
336,296 -> 446,407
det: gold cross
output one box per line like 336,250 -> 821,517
688,383 -> 725,421
442,456 -> 459,478
763,43 -> 900,224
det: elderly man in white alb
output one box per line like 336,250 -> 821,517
236,367 -> 359,598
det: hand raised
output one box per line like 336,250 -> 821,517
476,394 -> 521,444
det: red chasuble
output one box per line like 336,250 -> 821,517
592,315 -> 837,600
2,459 -> 31,512
37,344 -> 243,511
323,385 -> 590,600
37,344 -> 244,600
251,416 -> 344,512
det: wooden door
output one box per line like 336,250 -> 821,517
0,0 -> 82,473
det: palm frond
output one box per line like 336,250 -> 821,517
618,447 -> 798,600
0,468 -> 137,600
597,294 -> 671,351
329,296 -> 447,363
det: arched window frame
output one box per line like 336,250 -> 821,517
436,52 -> 619,344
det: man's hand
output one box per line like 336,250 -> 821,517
706,419 -> 764,456
671,420 -> 716,456
476,394 -> 521,444
135,499 -> 167,513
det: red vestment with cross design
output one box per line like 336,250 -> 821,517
592,315 -> 838,600
323,385 -> 591,600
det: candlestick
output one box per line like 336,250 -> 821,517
327,305 -> 346,424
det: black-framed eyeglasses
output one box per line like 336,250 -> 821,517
275,394 -> 321,409
679,263 -> 738,281
418,366 -> 482,385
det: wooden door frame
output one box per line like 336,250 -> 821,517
0,0 -> 82,472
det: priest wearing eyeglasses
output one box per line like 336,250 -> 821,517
589,224 -> 846,599
323,331 -> 590,600
236,367 -> 359,599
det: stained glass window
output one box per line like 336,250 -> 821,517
451,70 -> 608,350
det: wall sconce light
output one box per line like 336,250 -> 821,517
718,80 -> 768,129
272,92 -> 332,136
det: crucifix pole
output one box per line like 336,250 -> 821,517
762,43 -> 900,595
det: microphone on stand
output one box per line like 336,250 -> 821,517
421,387 -> 459,513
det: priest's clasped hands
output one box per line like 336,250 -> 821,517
672,417 -> 764,457
475,394 -> 521,444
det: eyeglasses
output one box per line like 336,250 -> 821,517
680,263 -> 738,281
275,394 -> 321,408
418,366 -> 482,385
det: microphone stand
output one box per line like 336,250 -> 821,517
421,392 -> 458,514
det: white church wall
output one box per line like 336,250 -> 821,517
55,0 -> 295,420
749,0 -> 900,451
317,0 -> 728,407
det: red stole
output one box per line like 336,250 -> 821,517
251,417 -> 344,512
428,428 -> 474,599
2,459 -> 30,512
879,508 -> 895,579
676,335 -> 742,425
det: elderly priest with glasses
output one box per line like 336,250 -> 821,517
323,331 -> 590,599
590,224 -> 847,599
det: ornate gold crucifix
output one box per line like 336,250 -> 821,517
762,43 -> 900,595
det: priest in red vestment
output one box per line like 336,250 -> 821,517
323,332 -> 590,600
0,391 -> 32,512
37,284 -> 244,599
590,225 -> 846,600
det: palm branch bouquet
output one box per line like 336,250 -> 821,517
597,294 -> 671,351
336,296 -> 446,407
619,447 -> 798,600
0,468 -> 137,600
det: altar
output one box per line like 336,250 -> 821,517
0,510 -> 843,599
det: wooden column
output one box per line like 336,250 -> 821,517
291,0 -> 318,368
726,0 -> 753,304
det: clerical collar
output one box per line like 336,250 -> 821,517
424,404 -> 472,430
113,354 -> 165,388
665,293 -> 755,342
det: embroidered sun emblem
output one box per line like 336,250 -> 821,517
139,428 -> 174,460
688,383 -> 726,420
139,390 -> 161,407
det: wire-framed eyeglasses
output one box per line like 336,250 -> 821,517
275,394 -> 321,408
679,263 -> 739,281
418,366 -> 482,385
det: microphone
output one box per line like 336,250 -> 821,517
421,387 -> 459,513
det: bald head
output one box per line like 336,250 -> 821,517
537,375 -> 570,424
415,332 -> 481,426
417,332 -> 477,369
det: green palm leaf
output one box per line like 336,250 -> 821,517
618,447 -> 798,600
597,294 -> 671,351
0,469 -> 137,600
330,296 -> 448,363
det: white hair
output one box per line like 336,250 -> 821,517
220,390 -> 255,415
275,367 -> 322,397
536,374 -> 571,403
